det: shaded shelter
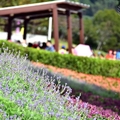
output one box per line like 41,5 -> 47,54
0,0 -> 90,53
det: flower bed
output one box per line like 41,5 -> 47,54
32,61 -> 120,93
32,62 -> 120,116
0,48 -> 120,119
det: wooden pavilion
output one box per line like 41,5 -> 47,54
0,0 -> 90,53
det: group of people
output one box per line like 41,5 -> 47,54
9,39 -> 56,52
9,39 -> 78,55
92,50 -> 120,60
58,45 -> 77,55
9,39 -> 120,60
105,50 -> 120,60
29,40 -> 55,52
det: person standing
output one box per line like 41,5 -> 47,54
105,50 -> 114,60
59,45 -> 68,54
45,41 -> 55,52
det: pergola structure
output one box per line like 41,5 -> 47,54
0,0 -> 90,53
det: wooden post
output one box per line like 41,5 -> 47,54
23,18 -> 29,40
7,17 -> 13,40
53,6 -> 59,52
78,12 -> 84,44
66,10 -> 72,53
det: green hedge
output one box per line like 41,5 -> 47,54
0,40 -> 120,78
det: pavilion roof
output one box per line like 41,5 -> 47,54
0,0 -> 90,19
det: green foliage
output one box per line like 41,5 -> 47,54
84,9 -> 120,52
93,9 -> 120,51
0,96 -> 50,120
1,40 -> 120,78
0,40 -> 26,56
84,18 -> 98,49
80,0 -> 118,16
0,0 -> 50,7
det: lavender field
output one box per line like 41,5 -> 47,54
0,49 -> 120,120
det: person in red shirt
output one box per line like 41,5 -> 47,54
105,50 -> 114,60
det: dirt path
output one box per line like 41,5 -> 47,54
32,61 -> 120,93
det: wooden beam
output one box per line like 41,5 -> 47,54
0,4 -> 54,16
66,10 -> 72,53
29,14 -> 52,20
78,12 -> 84,44
7,16 -> 13,40
57,4 -> 83,11
53,5 -> 59,52
13,10 -> 51,19
23,18 -> 29,40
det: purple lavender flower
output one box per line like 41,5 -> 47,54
0,47 -> 119,120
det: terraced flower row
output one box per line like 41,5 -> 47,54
32,62 -> 120,93
32,62 -> 120,119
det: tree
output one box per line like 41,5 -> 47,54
80,0 -> 118,16
84,17 -> 98,49
84,9 -> 120,51
0,0 -> 50,7
85,9 -> 120,52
